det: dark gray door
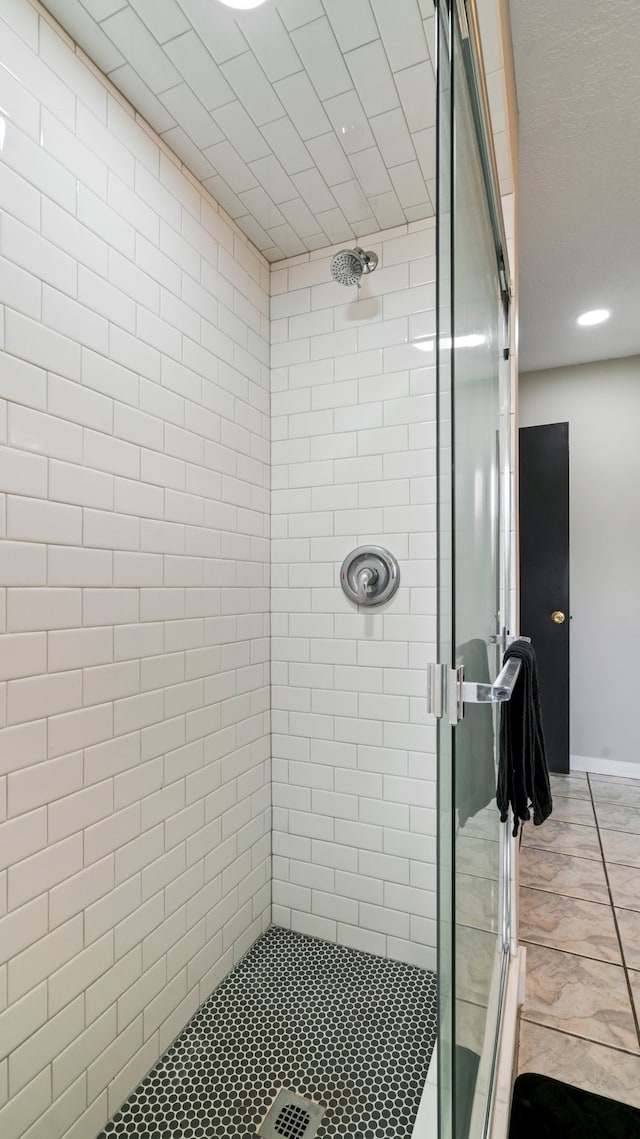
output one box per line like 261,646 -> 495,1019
519,422 -> 570,773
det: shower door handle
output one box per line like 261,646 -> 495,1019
447,658 -> 522,725
427,639 -> 529,724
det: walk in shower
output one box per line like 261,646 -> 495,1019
0,1 -> 516,1138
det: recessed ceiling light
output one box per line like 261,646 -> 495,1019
576,308 -> 610,326
218,0 -> 268,8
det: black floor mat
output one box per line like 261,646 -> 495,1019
510,1073 -> 640,1139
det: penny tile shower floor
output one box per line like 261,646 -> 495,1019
97,927 -> 438,1139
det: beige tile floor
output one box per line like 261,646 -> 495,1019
517,770 -> 640,1106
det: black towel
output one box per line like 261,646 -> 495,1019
496,640 -> 552,836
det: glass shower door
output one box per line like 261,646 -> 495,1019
435,2 -> 512,1137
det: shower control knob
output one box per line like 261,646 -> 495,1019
340,546 -> 400,607
356,566 -> 378,603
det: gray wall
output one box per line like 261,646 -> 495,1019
519,355 -> 640,770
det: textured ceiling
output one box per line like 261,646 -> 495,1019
510,0 -> 640,372
42,0 -> 436,262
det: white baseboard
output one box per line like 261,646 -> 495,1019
571,754 -> 640,781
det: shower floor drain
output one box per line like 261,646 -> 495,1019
259,1090 -> 326,1139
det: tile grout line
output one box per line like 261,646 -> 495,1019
519,933 -> 623,970
521,1001 -> 640,1066
520,882 -> 609,905
519,1009 -> 640,1059
586,773 -> 640,1050
522,841 -> 603,863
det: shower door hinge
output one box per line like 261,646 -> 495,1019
426,663 -> 464,724
503,348 -> 510,361
426,662 -> 446,719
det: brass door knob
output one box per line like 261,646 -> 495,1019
551,610 -> 566,624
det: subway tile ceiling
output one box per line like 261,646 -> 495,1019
41,0 -> 437,261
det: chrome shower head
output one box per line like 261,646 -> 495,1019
330,247 -> 378,288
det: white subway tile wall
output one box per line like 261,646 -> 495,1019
0,4 -> 271,1138
270,222 -> 437,969
40,0 -> 437,261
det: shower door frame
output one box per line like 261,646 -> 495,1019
435,1 -> 517,1138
